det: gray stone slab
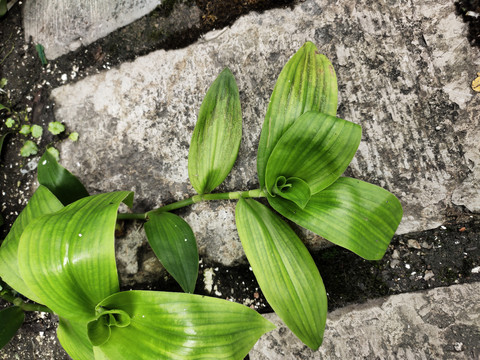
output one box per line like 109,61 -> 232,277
23,0 -> 161,59
250,282 -> 480,359
52,0 -> 480,266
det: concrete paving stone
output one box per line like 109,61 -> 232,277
250,282 -> 480,359
23,0 -> 161,59
51,0 -> 480,266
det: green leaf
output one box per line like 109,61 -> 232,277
268,177 -> 403,260
17,191 -> 134,321
188,68 -> 242,194
87,308 -> 131,346
19,125 -> 31,135
0,132 -> 10,157
31,124 -> 43,138
235,198 -> 327,350
0,104 -> 9,112
0,186 -> 63,302
37,150 -> 89,205
87,314 -> 112,346
46,147 -> 60,161
257,42 -> 338,188
265,111 -> 361,196
144,212 -> 198,293
69,132 -> 79,141
5,118 -> 14,128
20,140 -> 38,157
57,318 -> 94,360
36,44 -> 48,66
0,0 -> 7,17
48,121 -> 65,135
0,306 -> 24,350
91,290 -> 275,360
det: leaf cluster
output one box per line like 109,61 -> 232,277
0,42 -> 402,358
0,80 -> 78,159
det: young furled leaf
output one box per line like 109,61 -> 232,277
188,68 -> 242,194
265,111 -> 361,199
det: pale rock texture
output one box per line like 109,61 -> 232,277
23,0 -> 161,59
52,0 -> 480,266
250,282 -> 480,359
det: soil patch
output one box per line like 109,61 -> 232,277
456,0 -> 480,47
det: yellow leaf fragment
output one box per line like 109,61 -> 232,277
472,72 -> 480,92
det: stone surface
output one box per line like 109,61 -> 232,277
52,0 -> 480,266
250,282 -> 480,359
23,0 -> 161,59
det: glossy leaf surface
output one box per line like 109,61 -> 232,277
0,306 -> 24,350
188,68 -> 242,194
257,42 -> 338,188
235,198 -> 327,350
18,191 -> 133,321
265,111 -> 361,196
144,212 -> 198,293
91,290 -> 275,360
0,186 -> 63,302
37,150 -> 89,205
269,177 -> 403,260
57,318 -> 94,360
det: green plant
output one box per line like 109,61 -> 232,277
0,42 -> 402,358
48,121 -> 65,135
0,0 -> 7,17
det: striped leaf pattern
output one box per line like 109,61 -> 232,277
0,185 -> 63,303
91,290 -> 275,360
17,192 -> 133,321
235,198 -> 327,350
268,177 -> 403,260
265,111 -> 362,196
188,68 -> 242,194
257,41 -> 338,188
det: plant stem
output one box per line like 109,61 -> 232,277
117,189 -> 266,220
0,291 -> 53,313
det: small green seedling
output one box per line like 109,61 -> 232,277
19,140 -> 38,157
69,131 -> 79,142
19,125 -> 31,136
0,42 -> 402,358
35,44 -> 48,66
48,121 -> 65,135
5,118 -> 14,128
31,125 -> 43,138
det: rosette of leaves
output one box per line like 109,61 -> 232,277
235,42 -> 403,349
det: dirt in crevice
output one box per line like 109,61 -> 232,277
456,0 -> 480,47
